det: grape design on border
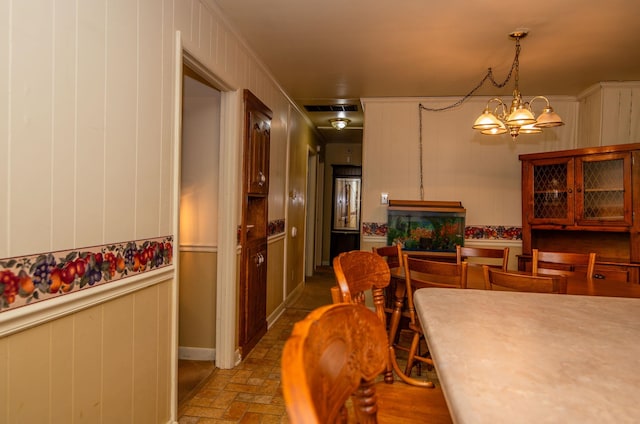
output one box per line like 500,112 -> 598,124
0,236 -> 173,310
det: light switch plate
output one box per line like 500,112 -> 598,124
381,193 -> 389,204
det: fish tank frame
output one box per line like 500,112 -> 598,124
387,200 -> 466,252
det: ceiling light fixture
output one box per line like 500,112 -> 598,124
472,31 -> 564,140
329,118 -> 350,130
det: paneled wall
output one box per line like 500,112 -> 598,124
0,0 -> 318,421
0,280 -> 172,423
285,111 -> 320,296
0,0 -> 172,258
577,82 -> 640,148
267,236 -> 285,319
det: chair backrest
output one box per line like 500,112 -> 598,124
532,249 -> 596,279
332,250 -> 390,324
483,265 -> 568,294
281,303 -> 388,424
456,245 -> 509,271
404,254 -> 468,290
402,255 -> 467,329
334,249 -> 432,387
372,243 -> 403,269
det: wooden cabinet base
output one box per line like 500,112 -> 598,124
518,255 -> 640,284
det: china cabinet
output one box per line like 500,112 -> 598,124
519,143 -> 640,283
239,90 -> 271,356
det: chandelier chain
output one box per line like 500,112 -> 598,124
418,106 -> 424,199
417,36 -> 522,200
419,37 -> 521,113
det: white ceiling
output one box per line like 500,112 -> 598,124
213,0 -> 640,144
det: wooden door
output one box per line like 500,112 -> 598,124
523,156 -> 575,226
240,240 -> 268,354
244,91 -> 271,195
239,90 -> 271,357
574,152 -> 633,226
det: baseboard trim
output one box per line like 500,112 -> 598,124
178,346 -> 215,361
267,303 -> 286,328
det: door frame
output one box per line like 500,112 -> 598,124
171,33 -> 241,420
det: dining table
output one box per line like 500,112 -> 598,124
414,287 -> 640,423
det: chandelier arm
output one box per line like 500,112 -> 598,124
528,95 -> 551,108
488,98 -> 509,120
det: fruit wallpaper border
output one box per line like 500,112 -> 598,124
362,222 -> 522,240
268,219 -> 286,237
0,236 -> 173,312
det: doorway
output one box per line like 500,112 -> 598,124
305,148 -> 318,277
177,66 -> 221,404
329,165 -> 362,263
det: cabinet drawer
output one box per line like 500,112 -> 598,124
593,265 -> 630,282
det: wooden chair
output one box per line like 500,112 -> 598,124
372,243 -> 407,334
456,245 -> 509,271
281,303 -> 452,423
532,249 -> 596,278
483,265 -> 568,294
332,250 -> 390,326
372,243 -> 403,269
332,250 -> 432,388
402,254 -> 468,377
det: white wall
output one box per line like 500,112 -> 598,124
180,75 -> 221,247
361,96 -> 579,229
0,0 -> 171,258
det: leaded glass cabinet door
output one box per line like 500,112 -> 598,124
575,153 -> 632,226
527,157 -> 575,225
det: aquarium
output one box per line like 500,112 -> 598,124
387,200 -> 465,252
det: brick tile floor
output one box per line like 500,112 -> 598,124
177,267 -> 437,423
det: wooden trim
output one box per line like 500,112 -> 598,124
388,199 -> 463,208
519,143 -> 640,161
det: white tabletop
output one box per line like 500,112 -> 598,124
414,288 -> 640,423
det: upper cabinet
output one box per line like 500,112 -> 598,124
519,143 -> 640,269
577,82 -> 640,148
523,151 -> 633,227
244,90 -> 271,195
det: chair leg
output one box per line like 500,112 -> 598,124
352,379 -> 379,422
405,330 -> 421,376
415,339 -> 422,376
405,330 -> 434,377
389,347 -> 434,388
383,362 -> 394,384
387,282 -> 405,344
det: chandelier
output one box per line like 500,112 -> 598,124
472,30 -> 564,139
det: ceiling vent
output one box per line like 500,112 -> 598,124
304,104 -> 358,112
